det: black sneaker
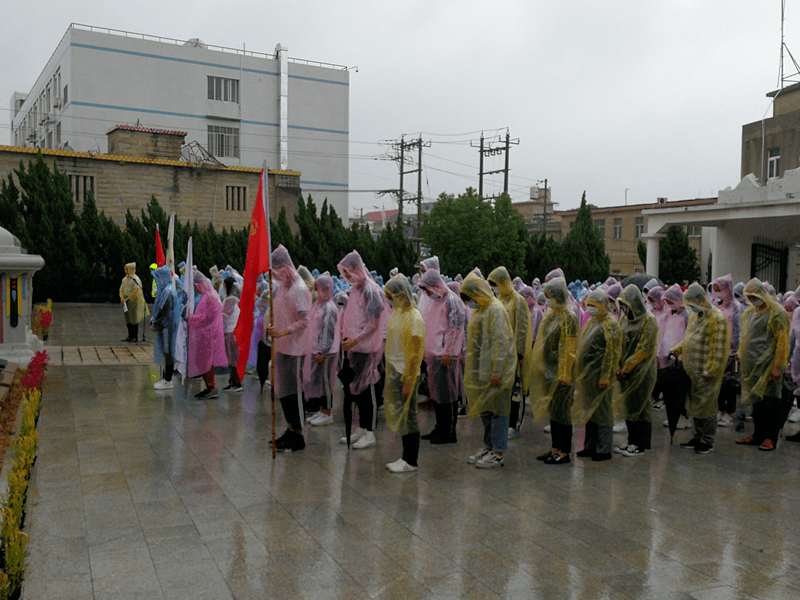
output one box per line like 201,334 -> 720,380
695,442 -> 713,455
273,429 -> 293,449
229,385 -> 243,393
679,438 -> 699,450
420,429 -> 439,441
195,388 -> 210,399
223,383 -> 233,390
277,431 -> 305,453
205,388 -> 219,399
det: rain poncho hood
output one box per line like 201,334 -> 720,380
460,273 -> 517,419
120,262 -> 149,324
571,289 -> 623,428
671,283 -> 730,418
383,275 -> 426,435
528,277 -> 579,423
738,278 -> 790,405
420,256 -> 440,273
614,285 -> 658,422
545,268 -> 565,282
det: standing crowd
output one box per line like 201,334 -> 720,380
127,247 -> 800,474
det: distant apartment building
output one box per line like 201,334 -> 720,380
8,24 -> 350,221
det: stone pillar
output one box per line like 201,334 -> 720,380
0,227 -> 45,362
643,234 -> 664,278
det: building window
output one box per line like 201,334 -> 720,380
635,216 -> 644,239
207,76 -> 239,103
68,175 -> 95,205
768,148 -> 780,179
686,225 -> 701,237
226,186 -> 247,211
208,126 -> 240,158
594,219 -> 605,237
63,84 -> 68,105
569,221 -> 575,229
613,218 -> 622,240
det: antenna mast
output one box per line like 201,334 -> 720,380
779,0 -> 800,88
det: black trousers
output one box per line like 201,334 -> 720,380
126,323 -> 139,341
164,362 -> 174,382
752,396 -> 781,444
402,432 -> 420,466
354,386 -> 376,431
550,420 -> 572,454
279,394 -> 303,431
626,420 -> 652,450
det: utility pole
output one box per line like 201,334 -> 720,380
471,130 -> 519,201
542,179 -> 548,234
380,135 -> 430,253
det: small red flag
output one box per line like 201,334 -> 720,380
234,167 -> 271,380
155,225 -> 166,267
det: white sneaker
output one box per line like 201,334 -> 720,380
613,444 -> 629,455
717,413 -> 734,427
352,431 -> 376,449
310,413 -> 334,426
306,411 -> 321,424
467,448 -> 491,464
153,379 -> 172,390
543,424 -> 552,433
387,459 -> 417,473
340,427 -> 366,444
787,407 -> 800,423
613,421 -> 627,433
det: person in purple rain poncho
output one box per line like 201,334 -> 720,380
303,275 -> 341,428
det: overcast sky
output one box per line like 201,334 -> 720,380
1,1 -> 794,217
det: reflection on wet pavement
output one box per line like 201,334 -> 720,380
22,305 -> 800,599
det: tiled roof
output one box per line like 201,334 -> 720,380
0,145 -> 301,176
108,125 -> 188,136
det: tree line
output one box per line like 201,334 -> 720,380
0,152 -> 416,302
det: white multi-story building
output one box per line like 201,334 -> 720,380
9,23 -> 351,220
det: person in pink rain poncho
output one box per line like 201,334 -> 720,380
188,270 -> 228,399
303,275 -> 341,427
646,286 -> 667,407
267,245 -> 312,453
712,274 -> 743,426
338,250 -> 390,449
417,269 -> 466,444
658,284 -> 691,429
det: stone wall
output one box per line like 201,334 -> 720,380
0,146 -> 301,233
107,126 -> 186,161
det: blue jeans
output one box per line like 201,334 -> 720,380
481,412 -> 509,454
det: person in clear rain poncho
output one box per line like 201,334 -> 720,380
418,269 -> 466,444
613,284 -> 658,457
382,276 -> 426,472
529,276 -> 579,465
338,250 -> 390,449
487,267 -> 533,439
150,266 -> 180,390
120,262 -> 149,342
572,289 -> 622,461
460,273 -> 517,468
671,283 -> 730,454
712,274 -> 743,427
736,278 -> 790,451
303,275 -> 341,428
222,277 -> 242,392
267,245 -> 312,453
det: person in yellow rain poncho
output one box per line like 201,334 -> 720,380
383,275 -> 426,473
487,267 -> 533,440
460,273 -> 517,469
671,283 -> 730,454
119,262 -> 149,343
736,278 -> 790,452
613,284 -> 658,457
572,289 -> 622,462
529,276 -> 579,465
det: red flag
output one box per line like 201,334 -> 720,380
235,166 -> 271,380
155,224 -> 166,267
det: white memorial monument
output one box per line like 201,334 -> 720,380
0,227 -> 45,362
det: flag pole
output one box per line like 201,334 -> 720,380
262,162 -> 276,460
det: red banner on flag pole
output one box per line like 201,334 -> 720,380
155,224 -> 166,267
234,165 -> 271,380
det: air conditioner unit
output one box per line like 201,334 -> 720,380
53,97 -> 62,110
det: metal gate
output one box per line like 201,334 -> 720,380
751,237 -> 788,292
